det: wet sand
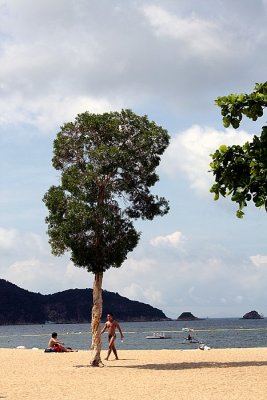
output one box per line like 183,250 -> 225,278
1,348 -> 267,399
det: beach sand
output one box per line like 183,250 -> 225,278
1,348 -> 267,399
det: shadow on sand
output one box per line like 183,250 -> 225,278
74,360 -> 267,370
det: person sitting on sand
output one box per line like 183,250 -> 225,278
101,313 -> 124,360
47,332 -> 75,352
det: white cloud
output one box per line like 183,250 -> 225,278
0,94 -> 117,130
104,257 -> 157,293
0,228 -> 48,257
0,1 -> 266,132
122,257 -> 156,273
0,228 -> 17,249
250,255 -> 267,268
3,258 -> 48,288
0,227 -> 90,293
160,125 -> 253,195
150,231 -> 184,248
2,253 -> 90,295
142,5 -> 227,56
234,295 -> 243,304
120,283 -> 164,306
0,1 -> 120,130
188,286 -> 199,300
62,261 -> 90,288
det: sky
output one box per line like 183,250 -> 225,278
0,0 -> 267,319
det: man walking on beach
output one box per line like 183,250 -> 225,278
101,313 -> 124,360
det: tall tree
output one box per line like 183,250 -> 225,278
210,82 -> 267,217
43,109 -> 170,366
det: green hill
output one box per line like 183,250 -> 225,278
0,279 -> 168,324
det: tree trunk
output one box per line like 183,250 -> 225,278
90,272 -> 103,366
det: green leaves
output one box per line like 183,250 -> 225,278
215,82 -> 267,129
210,120 -> 267,217
43,109 -> 170,273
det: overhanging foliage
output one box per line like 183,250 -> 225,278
210,82 -> 267,217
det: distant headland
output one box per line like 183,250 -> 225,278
0,279 -> 169,325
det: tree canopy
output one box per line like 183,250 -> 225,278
210,82 -> 267,218
43,109 -> 170,273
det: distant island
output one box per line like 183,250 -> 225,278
0,279 -> 169,325
176,312 -> 203,321
242,310 -> 264,319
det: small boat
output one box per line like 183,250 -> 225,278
146,332 -> 172,339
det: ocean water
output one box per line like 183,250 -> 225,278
0,318 -> 267,351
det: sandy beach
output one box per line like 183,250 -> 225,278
1,347 -> 267,400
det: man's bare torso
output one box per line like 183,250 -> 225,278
105,320 -> 118,335
48,338 -> 57,348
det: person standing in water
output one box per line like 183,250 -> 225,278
101,313 -> 124,360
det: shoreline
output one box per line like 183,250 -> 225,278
1,348 -> 267,399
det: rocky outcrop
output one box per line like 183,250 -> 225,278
242,310 -> 263,319
176,312 -> 202,321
